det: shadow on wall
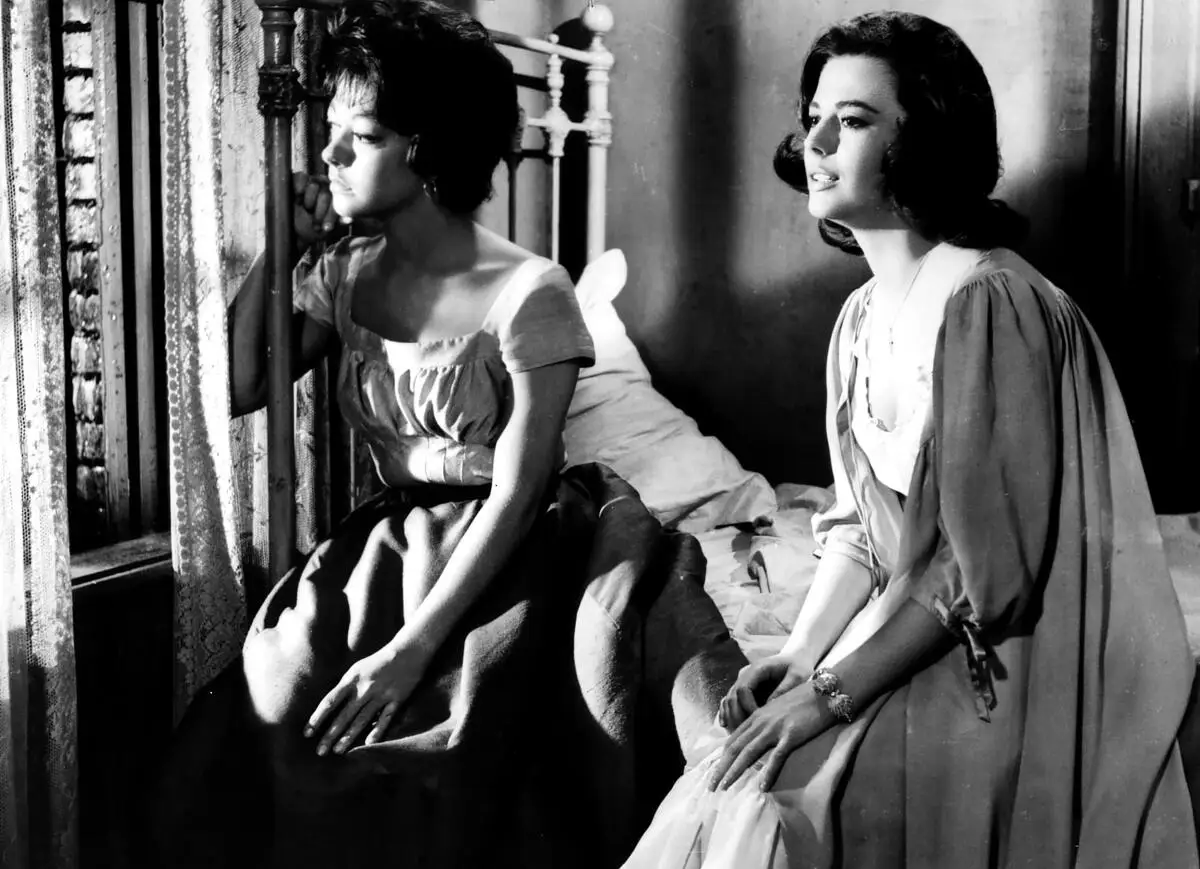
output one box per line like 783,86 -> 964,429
1011,0 -> 1121,309
652,0 -> 863,488
1117,103 -> 1200,512
1020,0 -> 1200,515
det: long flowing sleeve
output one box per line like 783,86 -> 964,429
902,269 -> 1061,640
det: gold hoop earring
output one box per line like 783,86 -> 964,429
423,177 -> 439,203
406,135 -> 420,166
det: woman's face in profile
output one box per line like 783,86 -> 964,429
803,55 -> 906,230
320,80 -> 417,221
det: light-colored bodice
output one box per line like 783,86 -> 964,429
293,235 -> 594,487
849,243 -> 967,495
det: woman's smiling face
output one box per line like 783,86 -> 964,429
803,55 -> 906,230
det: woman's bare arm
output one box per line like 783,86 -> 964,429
780,552 -> 874,670
306,360 -> 582,753
227,172 -> 339,416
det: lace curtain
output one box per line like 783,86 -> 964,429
0,3 -> 79,868
161,0 -> 329,719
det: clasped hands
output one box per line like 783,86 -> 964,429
708,653 -> 838,793
304,635 -> 432,757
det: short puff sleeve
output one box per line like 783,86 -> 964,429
494,262 -> 595,374
292,236 -> 361,328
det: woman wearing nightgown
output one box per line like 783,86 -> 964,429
149,4 -> 736,868
622,12 -> 1198,869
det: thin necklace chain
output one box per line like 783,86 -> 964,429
862,249 -> 932,431
869,250 -> 932,352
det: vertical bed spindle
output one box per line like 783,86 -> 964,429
253,0 -> 340,586
544,41 -> 567,262
582,4 -> 614,263
489,5 -> 616,264
256,1 -> 304,586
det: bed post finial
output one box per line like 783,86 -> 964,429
582,3 -> 614,40
581,4 -> 614,263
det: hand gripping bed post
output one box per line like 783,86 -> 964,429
253,2 -> 615,594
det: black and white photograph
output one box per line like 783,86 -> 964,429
1,0 -> 1198,866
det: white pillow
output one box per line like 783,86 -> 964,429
564,250 -> 777,533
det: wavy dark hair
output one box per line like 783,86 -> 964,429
773,11 -> 1028,254
320,0 -> 518,214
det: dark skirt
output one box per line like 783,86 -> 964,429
149,463 -> 746,869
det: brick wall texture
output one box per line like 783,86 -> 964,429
61,0 -> 108,548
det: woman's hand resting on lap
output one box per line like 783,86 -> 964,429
305,639 -> 431,756
709,681 -> 835,794
718,654 -> 812,731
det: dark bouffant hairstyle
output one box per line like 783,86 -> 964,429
320,0 -> 518,214
773,11 -> 1028,254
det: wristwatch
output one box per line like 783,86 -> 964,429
810,668 -> 855,723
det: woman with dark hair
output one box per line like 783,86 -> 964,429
152,3 -> 728,868
623,11 -> 1198,868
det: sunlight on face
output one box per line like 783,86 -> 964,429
803,55 -> 906,230
320,77 -> 416,220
